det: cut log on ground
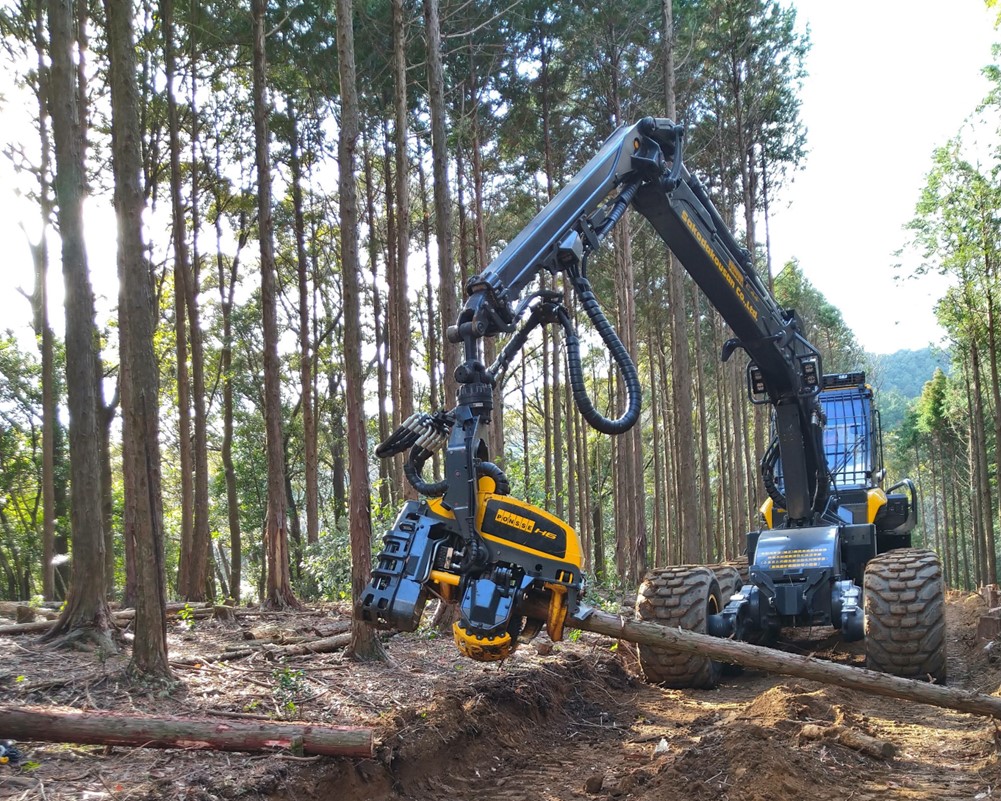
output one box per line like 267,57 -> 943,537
799,723 -> 897,759
173,632 -> 353,665
0,604 -> 262,636
561,605 -> 1001,719
0,706 -> 373,758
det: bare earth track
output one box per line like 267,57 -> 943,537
0,590 -> 997,800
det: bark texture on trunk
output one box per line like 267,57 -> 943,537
423,0 -> 457,407
28,0 -> 56,600
44,0 -> 114,650
105,0 -> 170,678
662,0 -> 699,563
288,100 -> 319,546
253,0 -> 298,609
162,0 -> 194,598
337,0 -> 384,661
0,707 -> 373,757
563,605 -> 995,718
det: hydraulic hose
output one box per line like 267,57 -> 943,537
403,448 -> 512,497
476,461 -> 510,495
761,435 -> 786,510
404,446 -> 448,497
564,273 -> 642,435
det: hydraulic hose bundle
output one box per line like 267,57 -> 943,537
377,176 -> 645,497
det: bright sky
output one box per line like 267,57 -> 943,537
769,0 -> 999,355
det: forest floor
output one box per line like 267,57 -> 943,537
0,589 -> 998,801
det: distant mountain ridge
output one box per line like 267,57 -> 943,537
868,347 -> 950,398
864,347 -> 950,431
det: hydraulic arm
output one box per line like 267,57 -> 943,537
359,117 -> 842,659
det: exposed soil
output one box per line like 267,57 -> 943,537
0,590 -> 998,801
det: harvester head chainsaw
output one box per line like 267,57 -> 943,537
357,471 -> 583,662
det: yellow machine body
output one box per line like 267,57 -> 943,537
420,478 -> 582,662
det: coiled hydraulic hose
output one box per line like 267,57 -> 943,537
563,269 -> 642,436
404,446 -> 449,497
404,446 -> 511,498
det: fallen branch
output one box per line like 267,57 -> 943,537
173,632 -> 353,665
799,723 -> 897,758
0,604 -> 249,636
560,605 -> 1001,719
0,705 -> 373,758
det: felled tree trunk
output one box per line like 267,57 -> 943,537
559,605 -> 1001,719
0,706 -> 372,758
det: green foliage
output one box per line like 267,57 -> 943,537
271,664 -> 306,719
871,348 -> 950,399
299,529 -> 353,601
0,335 -> 47,600
177,603 -> 196,630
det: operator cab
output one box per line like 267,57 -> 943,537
819,371 -> 882,519
762,370 -> 916,548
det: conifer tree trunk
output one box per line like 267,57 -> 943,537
363,144 -> 392,510
971,343 -> 994,586
104,0 -> 170,676
983,289 -> 1001,585
390,7 -> 415,497
468,91 -> 503,467
28,0 -> 56,600
416,139 -> 441,480
162,0 -> 194,598
649,332 -> 664,567
690,283 -> 713,554
381,124 -> 405,498
288,99 -> 319,545
662,0 -> 698,563
44,0 -> 113,650
186,62 -> 211,601
962,353 -> 983,587
423,0 -> 457,406
338,0 -> 384,660
215,189 -> 244,603
253,0 -> 298,609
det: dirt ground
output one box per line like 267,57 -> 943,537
0,590 -> 998,801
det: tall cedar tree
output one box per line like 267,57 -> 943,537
26,0 -> 58,601
253,0 -> 300,609
423,0 -> 457,408
161,0 -> 200,599
338,0 -> 385,660
662,0 -> 700,564
104,0 -> 170,678
43,0 -> 115,649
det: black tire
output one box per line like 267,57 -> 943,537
706,565 -> 742,604
864,548 -> 947,683
634,566 -> 722,689
726,555 -> 750,586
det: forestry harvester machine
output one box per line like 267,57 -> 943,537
357,117 -> 946,686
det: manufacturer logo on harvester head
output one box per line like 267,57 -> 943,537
494,507 -> 559,540
495,508 -> 535,533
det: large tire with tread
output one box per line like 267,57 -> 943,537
864,548 -> 946,683
726,555 -> 750,586
635,566 -> 722,689
706,564 -> 742,605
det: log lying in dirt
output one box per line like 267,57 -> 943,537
0,619 -> 59,635
0,604 -> 251,636
565,606 -> 1001,719
799,723 -> 897,759
173,632 -> 353,665
0,706 -> 373,758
